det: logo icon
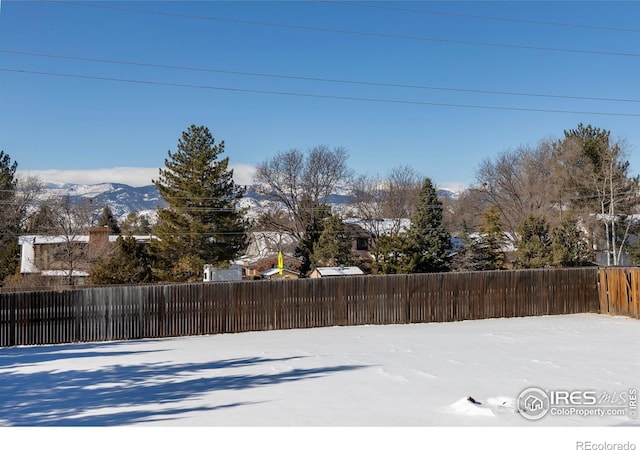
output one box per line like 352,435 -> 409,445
517,387 -> 550,420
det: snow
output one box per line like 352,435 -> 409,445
0,314 -> 638,448
43,182 -> 116,198
312,266 -> 365,276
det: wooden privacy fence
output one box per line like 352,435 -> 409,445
0,268 -> 601,347
598,267 -> 640,319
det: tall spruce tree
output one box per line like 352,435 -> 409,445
404,178 -> 452,273
515,214 -> 552,268
91,236 -> 155,284
294,202 -> 331,277
151,125 -> 248,282
476,205 -> 506,270
0,151 -> 19,284
559,124 -> 639,265
311,214 -> 355,268
551,217 -> 592,267
97,206 -> 121,234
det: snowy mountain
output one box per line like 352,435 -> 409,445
42,182 -> 165,222
42,182 -> 457,223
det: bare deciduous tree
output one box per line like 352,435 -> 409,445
444,186 -> 490,237
254,145 -> 352,238
556,126 -> 639,265
43,195 -> 95,285
475,140 -> 564,243
349,165 -> 421,238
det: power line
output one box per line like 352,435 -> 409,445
316,0 -> 640,34
2,67 -> 638,117
3,49 -> 638,104
42,0 -> 640,58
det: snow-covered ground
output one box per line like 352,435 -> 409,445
1,314 -> 638,448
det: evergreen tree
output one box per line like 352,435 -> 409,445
515,214 -> 552,268
371,232 -> 410,274
311,214 -> 355,268
560,124 -> 639,265
90,236 -> 155,284
97,206 -> 121,234
121,211 -> 152,235
0,151 -> 19,284
455,205 -> 507,271
151,125 -> 248,282
24,204 -> 57,234
551,217 -> 592,267
294,203 -> 330,277
404,178 -> 452,273
477,205 -> 507,269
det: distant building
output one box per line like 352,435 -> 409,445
309,266 -> 365,278
203,264 -> 243,282
259,267 -> 300,280
17,227 -> 155,287
233,231 -> 298,279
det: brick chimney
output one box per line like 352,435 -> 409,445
88,226 -> 111,258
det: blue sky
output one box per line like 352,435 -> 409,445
1,1 -> 639,190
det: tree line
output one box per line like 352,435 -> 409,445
0,122 -> 637,288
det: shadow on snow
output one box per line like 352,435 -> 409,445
0,342 -> 367,426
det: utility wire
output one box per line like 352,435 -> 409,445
3,49 -> 638,104
315,0 -> 640,34
2,67 -> 638,117
42,0 -> 640,58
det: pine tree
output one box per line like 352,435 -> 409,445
311,214 -> 355,268
151,125 -> 248,282
515,214 -> 552,268
97,206 -> 121,234
121,211 -> 152,235
455,206 -> 506,271
91,236 -> 155,284
477,205 -> 506,269
294,203 -> 330,277
24,204 -> 57,234
404,178 -> 452,273
0,151 -> 19,284
371,232 -> 410,274
551,217 -> 592,267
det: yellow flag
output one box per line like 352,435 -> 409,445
278,251 -> 284,275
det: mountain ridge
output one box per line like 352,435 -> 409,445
41,182 -> 457,222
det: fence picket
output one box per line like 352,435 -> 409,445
0,267 -> 627,347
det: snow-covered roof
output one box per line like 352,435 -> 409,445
260,267 -> 299,277
235,231 -> 298,266
313,266 -> 364,277
260,268 -> 281,277
18,234 -> 155,245
19,235 -> 90,245
41,270 -> 89,277
343,218 -> 410,235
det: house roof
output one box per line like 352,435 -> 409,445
41,270 -> 89,277
260,267 -> 299,277
234,231 -> 297,266
18,234 -> 155,245
343,218 -> 410,235
313,266 -> 364,276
